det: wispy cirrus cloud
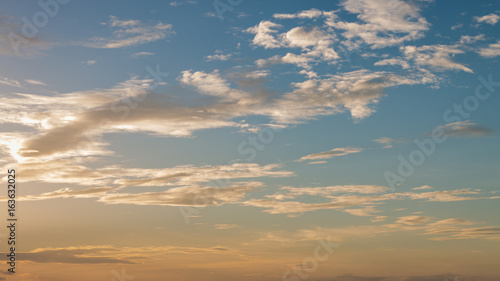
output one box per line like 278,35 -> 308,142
98,182 -> 263,207
387,217 -> 500,241
169,0 -> 197,7
79,16 -> 174,49
16,246 -> 136,264
0,75 -> 21,87
436,121 -> 492,138
244,187 -> 499,215
297,147 -> 363,162
24,79 -> 47,86
131,51 -> 155,58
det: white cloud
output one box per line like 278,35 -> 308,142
374,58 -> 410,69
170,0 -> 197,6
273,70 -> 418,121
180,70 -> 249,101
412,185 -> 433,190
401,45 -> 473,73
437,121 -> 491,138
99,182 -> 262,206
373,137 -> 394,148
213,224 -> 241,230
297,147 -> 362,161
328,0 -> 430,49
273,9 -> 334,19
82,60 -> 98,66
1,69 -> 416,160
0,76 -> 21,87
24,79 -> 47,86
244,187 -> 498,215
131,51 -> 155,58
81,16 -> 174,48
206,50 -> 232,61
475,13 -> 500,25
395,215 -> 431,225
478,40 -> 500,57
245,21 -> 283,49
459,34 -> 485,44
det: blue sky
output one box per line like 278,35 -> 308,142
0,0 -> 500,280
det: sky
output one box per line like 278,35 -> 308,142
0,0 -> 499,280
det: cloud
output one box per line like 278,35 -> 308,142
111,163 -> 293,188
374,58 -> 410,69
271,70 -> 418,121
170,0 -> 197,6
82,60 -> 97,66
412,185 -> 433,190
261,216 -> 500,246
0,14 -> 53,56
213,224 -> 241,230
343,206 -> 379,216
0,76 -> 21,88
373,137 -> 395,148
395,215 -> 431,225
401,45 -> 473,73
279,185 -> 389,198
260,225 -> 389,243
11,187 -> 115,201
243,197 -> 374,215
99,182 -> 262,206
245,187 -> 498,215
371,216 -> 388,223
329,0 -> 430,49
206,50 -> 232,61
399,188 -> 492,202
437,121 -> 491,138
0,160 -> 295,209
14,244 -> 238,265
307,160 -> 327,165
16,246 -> 136,264
247,18 -> 339,71
80,16 -> 174,48
180,69 -> 251,101
297,147 -> 362,161
131,51 -> 155,58
273,9 -> 334,19
245,21 -> 283,49
424,218 -> 500,241
475,13 -> 500,25
0,157 -> 292,189
459,34 -> 485,44
24,79 -> 47,86
478,40 -> 500,57
1,69 -> 417,161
